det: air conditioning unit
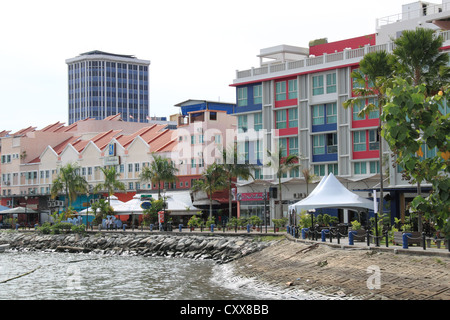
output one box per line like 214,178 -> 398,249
197,152 -> 203,157
293,193 -> 300,199
197,127 -> 203,132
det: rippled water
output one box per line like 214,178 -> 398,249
0,250 -> 316,300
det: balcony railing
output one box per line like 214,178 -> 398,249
234,30 -> 450,82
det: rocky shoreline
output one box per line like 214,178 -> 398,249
0,231 -> 279,264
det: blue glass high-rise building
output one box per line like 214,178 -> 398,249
66,50 -> 150,124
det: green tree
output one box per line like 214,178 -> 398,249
93,166 -> 126,207
191,163 -> 227,218
140,153 -> 178,197
90,198 -> 114,225
221,145 -> 254,219
343,50 -> 394,215
382,78 -> 449,237
266,146 -> 301,220
51,163 -> 89,210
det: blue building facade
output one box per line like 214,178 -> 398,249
66,51 -> 150,124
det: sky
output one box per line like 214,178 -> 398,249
0,0 -> 411,133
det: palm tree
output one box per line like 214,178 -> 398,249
343,50 -> 394,216
191,163 -> 227,218
393,28 -> 449,93
302,168 -> 317,196
51,162 -> 89,210
266,147 -> 301,220
221,145 -> 254,220
140,153 -> 178,198
93,166 -> 126,207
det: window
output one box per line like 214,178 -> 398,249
237,141 -> 249,163
191,158 -> 196,168
314,164 -> 326,176
275,110 -> 286,129
290,167 -> 299,177
326,103 -> 337,124
254,168 -> 263,179
135,163 -> 140,172
328,163 -> 338,175
238,115 -> 248,133
326,73 -> 336,93
199,135 -> 204,144
254,113 -> 262,131
312,75 -> 324,95
370,161 -> 379,174
288,79 -> 298,99
312,105 -> 325,125
128,163 -> 133,173
276,81 -> 286,101
353,100 -> 365,120
289,137 -> 298,155
354,162 -> 367,174
253,85 -> 262,104
327,133 -> 338,153
191,135 -> 195,144
280,138 -> 288,157
288,108 -> 298,128
353,131 -> 366,151
256,140 -> 263,162
238,87 -> 248,106
369,129 -> 379,150
368,98 -> 379,119
313,135 -> 325,155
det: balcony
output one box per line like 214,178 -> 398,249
233,30 -> 450,84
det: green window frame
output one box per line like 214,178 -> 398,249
238,87 -> 248,107
312,75 -> 324,95
288,108 -> 298,128
288,79 -> 298,99
326,73 -> 336,93
253,85 -> 262,104
275,110 -> 286,129
313,135 -> 325,155
312,105 -> 325,125
353,131 -> 366,152
276,81 -> 286,101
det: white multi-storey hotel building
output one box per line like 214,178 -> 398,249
232,1 -> 450,224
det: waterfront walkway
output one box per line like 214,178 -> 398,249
18,224 -> 450,258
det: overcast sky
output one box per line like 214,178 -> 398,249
0,0 -> 410,132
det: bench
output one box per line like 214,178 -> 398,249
393,231 -> 422,246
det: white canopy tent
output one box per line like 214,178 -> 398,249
288,173 -> 374,213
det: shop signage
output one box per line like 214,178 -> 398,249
240,192 -> 269,201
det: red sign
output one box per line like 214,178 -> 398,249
158,211 -> 165,223
240,192 -> 269,201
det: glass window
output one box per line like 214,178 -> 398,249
288,79 -> 298,99
314,164 -> 326,176
354,162 -> 367,174
255,139 -> 263,162
353,131 -> 366,151
326,103 -> 337,124
328,163 -> 338,175
254,113 -> 262,131
191,158 -> 196,168
368,98 -> 380,119
326,73 -> 336,93
288,108 -> 298,128
279,138 -> 288,157
370,161 -> 379,174
312,75 -> 324,95
238,87 -> 248,107
276,81 -> 286,101
238,115 -> 248,133
312,105 -> 325,125
327,133 -> 338,153
290,167 -> 299,177
369,129 -> 380,150
313,135 -> 325,155
276,110 -> 286,129
289,137 -> 298,155
253,85 -> 262,104
353,100 -> 365,120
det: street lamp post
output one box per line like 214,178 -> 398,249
264,189 -> 267,233
86,192 -> 89,231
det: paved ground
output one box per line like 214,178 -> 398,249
231,237 -> 450,300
